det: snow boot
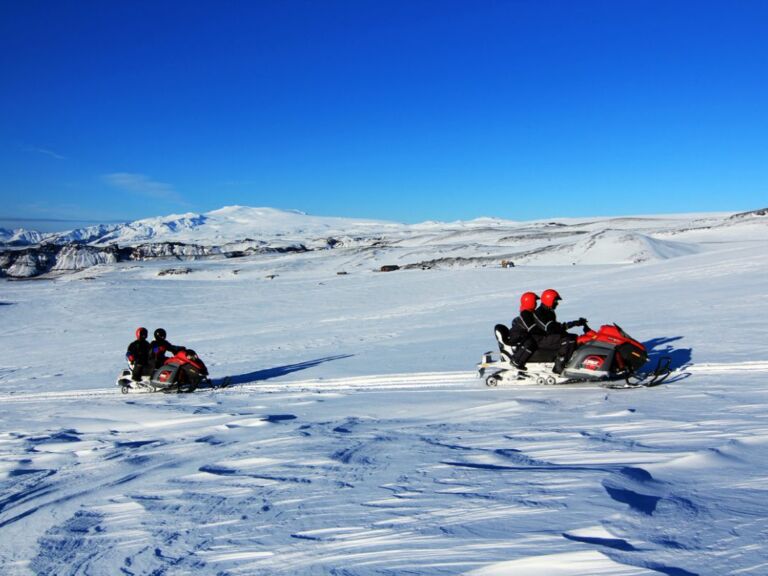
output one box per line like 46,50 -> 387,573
512,342 -> 536,371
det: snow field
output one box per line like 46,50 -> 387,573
1,211 -> 768,574
3,374 -> 767,574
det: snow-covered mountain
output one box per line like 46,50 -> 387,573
0,227 -> 46,246
1,206 -> 766,278
2,206 -> 396,247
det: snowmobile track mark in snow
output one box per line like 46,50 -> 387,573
687,361 -> 768,373
1,361 -> 762,404
0,371 -> 474,403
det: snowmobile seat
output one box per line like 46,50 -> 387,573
495,324 -> 558,364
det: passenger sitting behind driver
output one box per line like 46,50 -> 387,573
507,291 -> 543,370
126,327 -> 151,382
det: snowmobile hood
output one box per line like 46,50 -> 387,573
578,324 -> 645,351
165,349 -> 205,371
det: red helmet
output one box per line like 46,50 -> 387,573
541,289 -> 561,308
135,327 -> 148,340
520,292 -> 539,311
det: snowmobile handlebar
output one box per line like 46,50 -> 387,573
565,317 -> 589,330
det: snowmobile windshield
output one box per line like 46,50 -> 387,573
613,324 -> 631,339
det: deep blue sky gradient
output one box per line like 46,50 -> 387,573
1,0 -> 766,229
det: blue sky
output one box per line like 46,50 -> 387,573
1,0 -> 766,230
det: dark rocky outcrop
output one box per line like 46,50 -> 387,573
729,208 -> 768,219
0,240 -> 311,279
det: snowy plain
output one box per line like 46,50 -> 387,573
1,207 -> 767,575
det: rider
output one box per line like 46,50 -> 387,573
149,328 -> 185,371
507,291 -> 543,370
533,289 -> 587,374
126,327 -> 151,382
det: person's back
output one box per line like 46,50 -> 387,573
533,291 -> 568,335
126,327 -> 151,382
498,292 -> 541,370
510,308 -> 541,342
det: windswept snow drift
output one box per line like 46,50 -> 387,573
525,229 -> 702,265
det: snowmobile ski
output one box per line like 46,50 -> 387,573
621,356 -> 673,388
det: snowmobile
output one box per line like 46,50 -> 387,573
117,349 -> 210,394
478,322 -> 672,389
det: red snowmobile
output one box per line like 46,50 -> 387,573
479,322 -> 671,388
117,349 -> 210,394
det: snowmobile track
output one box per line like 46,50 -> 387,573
1,361 -> 763,403
0,371 -> 475,403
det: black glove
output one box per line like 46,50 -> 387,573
578,317 -> 588,326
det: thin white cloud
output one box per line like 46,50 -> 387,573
2,202 -> 126,224
13,201 -> 84,218
103,172 -> 184,203
23,145 -> 66,160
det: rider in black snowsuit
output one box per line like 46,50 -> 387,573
148,328 -> 185,371
508,292 -> 544,369
126,327 -> 151,382
495,292 -> 543,369
533,289 -> 587,374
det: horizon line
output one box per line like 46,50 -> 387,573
0,217 -> 128,224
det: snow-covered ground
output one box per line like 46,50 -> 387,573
1,209 -> 767,575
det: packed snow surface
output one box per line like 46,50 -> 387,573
1,208 -> 768,575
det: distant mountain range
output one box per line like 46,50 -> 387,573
1,206 -> 766,278
0,207 -> 394,247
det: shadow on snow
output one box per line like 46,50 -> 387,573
643,336 -> 692,383
210,354 -> 354,387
